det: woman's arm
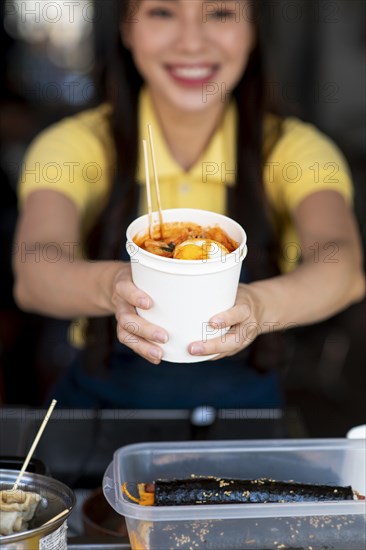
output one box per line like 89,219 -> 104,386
13,190 -> 168,363
13,190 -> 122,318
189,190 -> 365,358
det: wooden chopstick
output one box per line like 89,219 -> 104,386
42,507 -> 70,527
147,124 -> 164,238
142,139 -> 154,239
12,400 -> 57,491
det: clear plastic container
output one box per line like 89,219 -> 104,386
103,439 -> 366,550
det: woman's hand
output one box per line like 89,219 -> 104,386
111,263 -> 168,364
188,284 -> 263,360
188,191 -> 366,363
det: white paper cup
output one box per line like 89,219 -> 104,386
126,208 -> 247,363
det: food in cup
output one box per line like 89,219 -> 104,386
126,209 -> 247,362
0,489 -> 41,536
122,477 -> 364,506
133,221 -> 238,260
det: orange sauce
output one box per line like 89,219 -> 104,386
133,222 -> 238,259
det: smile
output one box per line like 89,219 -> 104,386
166,64 -> 219,85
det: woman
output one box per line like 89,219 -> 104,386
13,0 -> 365,408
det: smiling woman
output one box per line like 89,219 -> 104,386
122,0 -> 255,124
12,0 -> 365,408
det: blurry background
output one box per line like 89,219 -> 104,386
1,0 -> 365,436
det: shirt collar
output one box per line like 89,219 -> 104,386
137,87 -> 237,186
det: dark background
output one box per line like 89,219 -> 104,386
1,0 -> 365,437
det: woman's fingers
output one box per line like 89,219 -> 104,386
189,323 -> 254,358
111,264 -> 168,363
115,303 -> 168,363
209,301 -> 252,330
116,309 -> 168,345
188,294 -> 257,358
113,277 -> 152,310
117,324 -> 164,365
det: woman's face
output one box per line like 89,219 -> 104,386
123,0 -> 255,114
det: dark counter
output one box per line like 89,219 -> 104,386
68,537 -> 130,549
0,407 -> 307,488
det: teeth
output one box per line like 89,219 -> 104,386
171,66 -> 214,80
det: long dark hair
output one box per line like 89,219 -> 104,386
84,0 -> 285,374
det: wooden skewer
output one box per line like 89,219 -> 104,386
147,124 -> 164,239
143,139 -> 154,239
42,507 -> 70,527
12,400 -> 57,491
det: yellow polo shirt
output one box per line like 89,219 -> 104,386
19,88 -> 353,272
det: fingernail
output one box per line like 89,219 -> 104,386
149,348 -> 162,360
190,343 -> 204,355
137,297 -> 149,309
153,331 -> 168,344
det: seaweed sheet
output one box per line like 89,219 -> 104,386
153,478 -> 354,506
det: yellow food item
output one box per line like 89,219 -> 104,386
0,490 -> 41,536
173,239 -> 229,260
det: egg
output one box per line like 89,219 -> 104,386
173,239 -> 229,260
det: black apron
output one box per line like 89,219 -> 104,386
53,249 -> 283,408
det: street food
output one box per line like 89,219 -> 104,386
173,239 -> 229,260
122,477 -> 365,549
133,222 -> 238,260
0,489 -> 41,536
122,477 -> 364,506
